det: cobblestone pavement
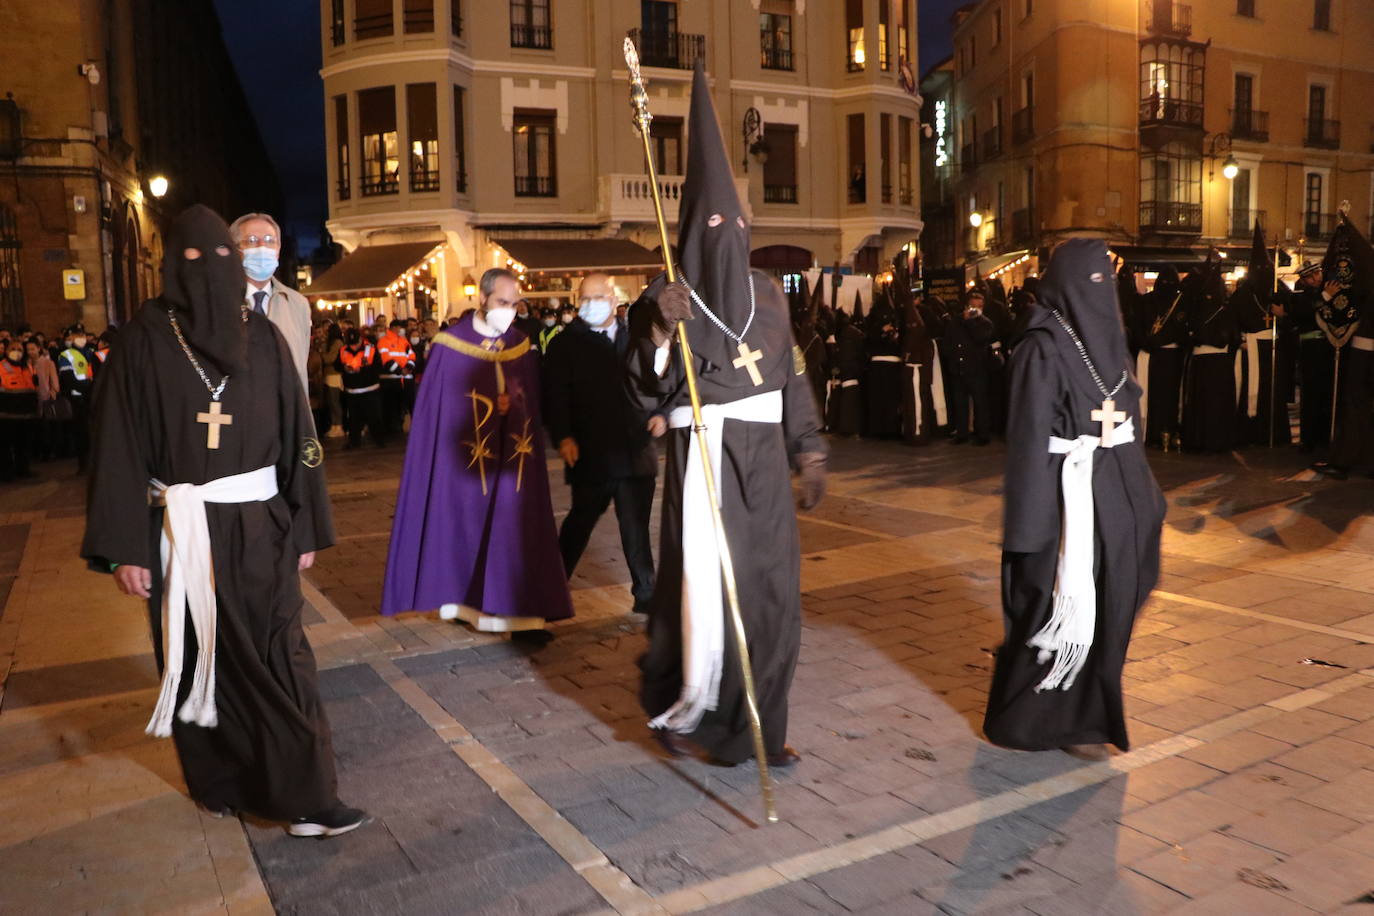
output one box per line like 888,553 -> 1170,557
2,434 -> 1374,914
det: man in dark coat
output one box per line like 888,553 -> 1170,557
985,239 -> 1165,758
627,64 -> 826,767
1288,259 -> 1355,452
944,289 -> 996,445
1317,218 -> 1374,479
82,206 -> 364,837
543,273 -> 657,612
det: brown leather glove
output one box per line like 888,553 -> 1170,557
796,451 -> 827,510
651,282 -> 693,347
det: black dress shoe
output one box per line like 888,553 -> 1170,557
652,729 -> 694,758
768,746 -> 802,768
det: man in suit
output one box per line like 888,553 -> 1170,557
230,212 -> 312,394
542,273 -> 657,614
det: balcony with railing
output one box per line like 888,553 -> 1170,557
981,126 -> 1002,160
761,45 -> 793,71
1229,109 -> 1269,142
1011,208 -> 1034,244
1139,97 -> 1204,130
410,168 -> 441,193
1148,1 -> 1191,37
511,23 -> 553,49
336,177 -> 351,201
764,184 -> 798,204
1304,212 -> 1337,241
1140,200 -> 1202,234
1011,106 -> 1034,144
601,173 -> 751,223
361,171 -> 400,196
515,175 -> 556,197
899,186 -> 913,206
960,143 -> 977,175
1228,208 -> 1265,238
1305,118 -> 1340,150
629,27 -> 706,70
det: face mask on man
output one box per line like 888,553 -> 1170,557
543,316 -> 557,328
409,334 -> 421,345
72,336 -> 88,349
578,297 -> 614,327
241,247 -> 280,283
485,306 -> 517,335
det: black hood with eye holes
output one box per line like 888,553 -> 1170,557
160,205 -> 247,376
676,62 -> 756,373
1034,238 -> 1133,391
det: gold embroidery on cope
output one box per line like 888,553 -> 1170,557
509,418 -> 535,492
792,344 -> 806,376
464,390 -> 496,495
301,437 -> 324,468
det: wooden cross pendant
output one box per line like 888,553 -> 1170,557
732,341 -> 765,386
1091,398 -> 1127,447
196,400 -> 234,450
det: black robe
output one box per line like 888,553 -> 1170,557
82,302 -> 337,820
828,321 -> 865,436
900,304 -> 941,444
1332,293 -> 1374,472
629,271 -> 824,762
864,315 -> 904,439
1181,299 -> 1239,453
1141,284 -> 1190,446
1230,283 -> 1290,447
985,309 -> 1165,752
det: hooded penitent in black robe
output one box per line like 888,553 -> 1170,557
797,276 -> 830,420
1140,268 -> 1189,448
1326,219 -> 1374,473
900,293 -> 943,445
864,292 -> 904,439
984,239 -> 1165,752
629,65 -> 825,763
1181,266 -> 1240,453
828,307 -> 865,436
82,206 -> 338,820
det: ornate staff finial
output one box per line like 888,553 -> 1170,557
624,36 -> 652,134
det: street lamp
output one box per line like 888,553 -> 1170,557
148,175 -> 169,198
1222,154 -> 1239,181
969,211 -> 984,228
1205,133 -> 1237,181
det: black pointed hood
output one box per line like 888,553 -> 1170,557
1323,214 -> 1374,296
1036,238 -> 1131,388
677,62 -> 754,370
160,205 -> 247,375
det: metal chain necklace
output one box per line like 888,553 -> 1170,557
1049,308 -> 1128,399
681,274 -> 756,342
166,306 -> 248,401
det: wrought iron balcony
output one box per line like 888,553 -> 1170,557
1228,208 -> 1265,238
1304,213 -> 1336,241
629,28 -> 706,70
1140,201 -> 1202,234
1011,208 -> 1034,244
764,184 -> 798,204
1304,118 -> 1340,150
1148,1 -> 1191,37
899,187 -> 913,206
511,23 -> 553,49
1011,106 -> 1034,144
1230,109 -> 1268,142
361,172 -> 400,196
515,175 -> 556,197
960,143 -> 977,175
761,44 -> 793,71
336,177 -> 351,201
410,169 -> 440,193
981,126 -> 1002,160
1140,97 -> 1204,130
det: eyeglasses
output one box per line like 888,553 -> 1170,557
238,234 -> 279,248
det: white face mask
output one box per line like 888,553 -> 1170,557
485,306 -> 516,335
409,334 -> 421,345
543,317 -> 556,327
561,312 -> 575,325
578,297 -> 614,327
72,337 -> 88,349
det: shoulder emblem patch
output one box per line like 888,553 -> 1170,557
301,437 -> 324,469
792,344 -> 807,376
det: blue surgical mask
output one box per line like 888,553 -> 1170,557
242,247 -> 279,283
579,297 -> 613,327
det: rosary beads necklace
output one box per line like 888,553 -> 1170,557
167,304 -> 249,449
681,273 -> 757,343
1049,308 -> 1127,398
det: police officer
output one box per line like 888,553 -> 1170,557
57,324 -> 97,471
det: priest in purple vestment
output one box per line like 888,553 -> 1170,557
381,268 -> 573,635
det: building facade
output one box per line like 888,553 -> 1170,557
0,0 -> 280,335
313,0 -> 924,317
927,0 -> 1374,285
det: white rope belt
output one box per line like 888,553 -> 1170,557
870,355 -> 902,363
840,379 -> 859,388
652,390 -> 782,734
145,466 -> 278,737
345,384 -> 379,395
1192,345 -> 1229,356
1242,333 -> 1260,418
1031,417 -> 1136,693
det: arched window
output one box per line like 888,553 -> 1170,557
0,204 -> 25,327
